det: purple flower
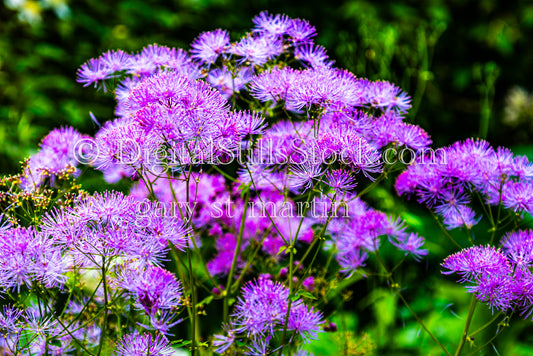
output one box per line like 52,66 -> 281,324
511,155 -> 533,180
230,278 -> 323,342
213,324 -> 236,354
325,169 -> 357,193
469,271 -> 518,312
208,233 -> 243,276
302,276 -> 315,292
207,66 -> 252,98
288,303 -> 324,343
294,44 -> 333,68
390,233 -> 428,261
441,246 -> 511,283
250,67 -> 296,103
114,332 -> 174,356
441,246 -> 526,312
290,162 -> 324,192
0,227 -> 68,291
100,49 -> 133,73
231,35 -> 284,66
233,110 -> 266,137
435,203 -> 480,230
252,11 -> 291,38
190,29 -> 230,64
0,305 -> 23,334
119,264 -> 182,317
365,80 -> 411,113
371,117 -> 432,151
287,18 -> 317,44
21,127 -> 89,191
128,70 -> 234,143
42,191 -> 189,267
501,230 -> 533,267
501,180 -> 533,214
77,58 -> 113,91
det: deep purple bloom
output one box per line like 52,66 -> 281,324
231,35 -> 284,65
302,276 -> 315,292
21,127 -> 89,190
290,162 -> 324,192
119,264 -> 182,317
250,67 -> 296,103
114,332 -> 174,356
42,191 -> 189,267
77,58 -> 113,91
294,44 -> 333,68
325,169 -> 357,193
441,246 -> 511,282
100,49 -> 133,73
0,227 -> 68,291
501,230 -> 533,267
252,11 -> 291,37
230,278 -> 323,341
287,18 -> 317,44
501,180 -> 533,214
389,233 -> 428,260
191,29 -> 230,64
365,80 -> 411,113
207,66 -> 252,98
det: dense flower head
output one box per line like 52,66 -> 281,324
294,44 -> 333,68
207,66 -> 253,98
119,264 -> 182,316
215,278 -> 323,351
41,191 -> 190,267
389,232 -> 428,261
252,11 -> 292,37
77,57 -> 116,91
287,18 -> 317,44
231,35 -> 284,66
249,66 -> 411,114
501,230 -> 533,267
395,138 -> 533,229
442,245 -> 511,281
21,127 -> 89,191
91,117 -> 163,181
317,194 -> 427,274
190,29 -> 230,64
0,226 -> 68,291
441,244 -> 533,314
114,332 -> 174,356
78,44 -> 199,92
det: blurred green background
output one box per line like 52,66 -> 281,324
1,0 -> 533,355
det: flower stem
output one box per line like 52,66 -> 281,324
375,252 -> 452,356
454,295 -> 478,356
96,261 -> 109,356
223,190 -> 250,323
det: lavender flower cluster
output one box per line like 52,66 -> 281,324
2,9 -> 532,356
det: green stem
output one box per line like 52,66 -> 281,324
454,295 -> 478,356
375,252 -> 452,356
469,311 -> 502,337
397,292 -> 451,356
187,247 -> 198,356
96,261 -> 109,356
223,190 -> 250,322
429,210 -> 462,249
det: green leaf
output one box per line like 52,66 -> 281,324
297,290 -> 317,300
